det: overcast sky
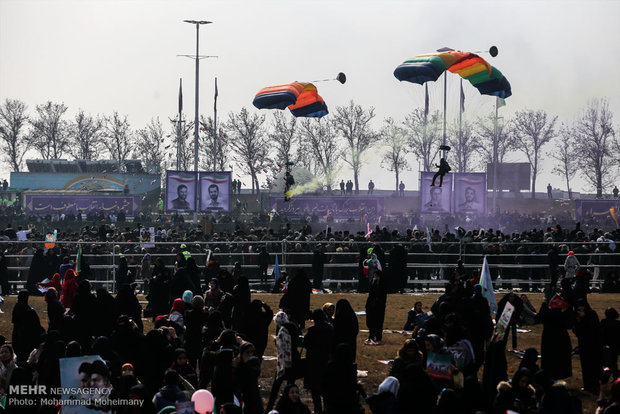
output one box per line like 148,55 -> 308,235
1,0 -> 619,193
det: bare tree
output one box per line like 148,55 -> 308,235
513,109 -> 557,198
168,120 -> 194,171
403,109 -> 442,172
572,98 -> 615,197
269,111 -> 299,166
226,108 -> 268,194
29,101 -> 69,159
380,118 -> 409,191
199,115 -> 229,171
135,117 -> 166,175
67,110 -> 103,160
550,124 -> 578,199
447,119 -> 480,173
0,98 -> 30,171
332,101 -> 379,194
475,114 -> 516,167
102,111 -> 134,172
299,118 -> 342,191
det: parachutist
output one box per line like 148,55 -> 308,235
431,158 -> 451,187
284,171 -> 295,202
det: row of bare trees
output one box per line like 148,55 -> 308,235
0,98 -> 617,197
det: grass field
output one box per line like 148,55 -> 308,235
2,292 -> 617,414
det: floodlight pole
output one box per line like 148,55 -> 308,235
493,99 -> 498,213
183,19 -> 213,224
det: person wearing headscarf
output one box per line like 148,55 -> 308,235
563,250 -> 580,281
140,252 -> 152,294
333,299 -> 359,361
279,269 -> 312,329
0,344 -> 17,397
61,268 -> 79,310
303,308 -> 334,414
510,368 -> 536,414
519,348 -> 540,375
323,343 -> 365,414
205,278 -> 224,311
170,348 -> 198,388
37,273 -> 62,296
186,257 -> 202,296
366,376 -> 399,414
44,287 -> 65,333
26,248 -> 46,295
115,284 -> 144,333
365,270 -> 387,345
231,276 -> 251,333
601,307 -> 620,377
184,295 -> 207,368
233,342 -> 263,414
274,383 -> 312,414
11,291 -> 44,366
539,293 -> 573,380
168,298 -> 185,335
148,264 -> 171,320
573,298 -> 603,393
241,300 -> 273,359
265,311 -> 303,413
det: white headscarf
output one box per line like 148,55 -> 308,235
378,376 -> 400,396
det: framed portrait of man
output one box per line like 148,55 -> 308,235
199,172 -> 231,213
166,171 -> 197,212
419,171 -> 452,214
453,173 -> 487,215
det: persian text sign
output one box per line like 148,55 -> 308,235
269,196 -> 384,219
25,194 -> 140,215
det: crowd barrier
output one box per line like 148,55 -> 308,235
3,240 -> 618,293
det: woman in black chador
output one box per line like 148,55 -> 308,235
365,271 -> 387,345
573,299 -> 603,393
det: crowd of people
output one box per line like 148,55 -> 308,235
0,228 -> 619,413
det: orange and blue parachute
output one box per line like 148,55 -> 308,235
253,82 -> 328,118
394,49 -> 511,99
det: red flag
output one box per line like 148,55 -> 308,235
178,78 -> 183,113
460,82 -> 465,112
424,84 -> 429,117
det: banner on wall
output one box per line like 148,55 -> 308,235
419,172 -> 452,214
165,171 -> 197,212
453,172 -> 487,215
199,172 -> 232,213
24,194 -> 140,215
269,196 -> 383,219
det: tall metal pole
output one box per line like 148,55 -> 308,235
458,78 -> 463,171
213,77 -> 218,171
193,23 -> 200,223
493,98 -> 498,213
177,78 -> 183,170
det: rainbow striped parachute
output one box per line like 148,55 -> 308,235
394,50 -> 512,99
253,82 -> 328,118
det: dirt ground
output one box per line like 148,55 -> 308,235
2,292 -> 617,414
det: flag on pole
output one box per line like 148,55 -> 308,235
214,77 -> 218,111
75,245 -> 82,274
178,78 -> 183,113
479,256 -> 497,316
460,82 -> 465,112
424,84 -> 429,117
496,97 -> 506,109
274,255 -> 281,280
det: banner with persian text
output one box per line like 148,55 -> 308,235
24,194 -> 140,215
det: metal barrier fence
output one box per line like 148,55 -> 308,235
3,239 -> 619,292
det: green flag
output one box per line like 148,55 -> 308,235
75,245 -> 82,274
497,97 -> 506,108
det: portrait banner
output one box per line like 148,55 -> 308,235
59,355 -> 107,413
453,172 -> 487,215
166,171 -> 197,212
199,171 -> 232,213
419,172 -> 452,214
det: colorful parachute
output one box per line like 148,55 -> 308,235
394,50 -> 511,99
253,82 -> 328,118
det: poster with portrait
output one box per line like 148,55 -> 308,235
166,171 -> 197,212
453,173 -> 487,215
419,171 -> 452,214
199,171 -> 232,213
59,355 -> 108,413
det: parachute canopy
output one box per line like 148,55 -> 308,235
253,82 -> 328,118
394,50 -> 512,99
